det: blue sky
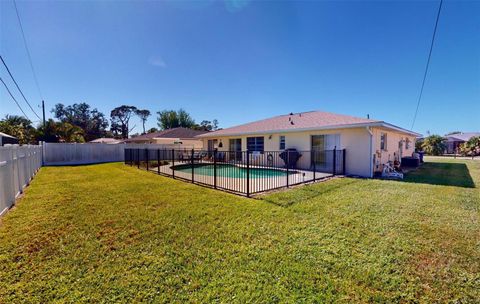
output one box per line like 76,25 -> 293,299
1,0 -> 479,136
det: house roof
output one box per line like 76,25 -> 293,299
124,127 -> 209,142
197,110 -> 420,138
0,132 -> 17,139
445,132 -> 480,142
89,138 -> 122,144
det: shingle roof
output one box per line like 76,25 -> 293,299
198,111 -> 383,137
125,127 -> 209,142
89,138 -> 122,144
445,132 -> 480,142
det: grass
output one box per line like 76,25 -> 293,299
0,158 -> 479,303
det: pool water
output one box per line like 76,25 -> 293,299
172,164 -> 291,178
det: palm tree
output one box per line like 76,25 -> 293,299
421,135 -> 446,156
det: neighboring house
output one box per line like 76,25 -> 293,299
196,111 -> 420,177
89,138 -> 123,144
123,127 -> 208,148
0,132 -> 19,146
444,132 -> 480,154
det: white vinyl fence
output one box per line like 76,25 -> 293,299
43,143 -> 126,165
42,143 -> 196,166
0,145 -> 42,216
1,142 -> 198,215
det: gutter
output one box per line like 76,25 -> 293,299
196,121 -> 421,139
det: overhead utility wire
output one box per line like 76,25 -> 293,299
411,0 -> 443,129
13,0 -> 44,100
0,76 -> 30,119
0,55 -> 41,120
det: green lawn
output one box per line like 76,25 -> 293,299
1,159 -> 479,303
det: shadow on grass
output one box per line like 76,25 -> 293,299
403,162 -> 475,188
260,179 -> 361,207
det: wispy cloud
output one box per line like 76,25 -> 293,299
148,56 -> 166,68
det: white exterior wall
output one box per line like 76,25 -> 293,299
201,127 -> 373,177
371,127 -> 416,173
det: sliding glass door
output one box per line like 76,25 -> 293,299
229,139 -> 242,161
311,134 -> 340,169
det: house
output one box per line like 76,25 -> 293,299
89,138 -> 123,144
196,111 -> 420,177
123,127 -> 208,148
444,132 -> 480,154
0,132 -> 19,146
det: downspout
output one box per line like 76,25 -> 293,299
366,127 -> 374,178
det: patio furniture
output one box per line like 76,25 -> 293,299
280,149 -> 302,169
381,161 -> 404,179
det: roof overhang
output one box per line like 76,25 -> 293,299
196,122 -> 421,138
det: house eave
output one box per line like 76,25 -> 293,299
196,122 -> 420,138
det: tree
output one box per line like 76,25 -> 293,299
459,136 -> 480,157
177,109 -> 195,128
55,122 -> 85,143
36,119 -> 60,143
0,115 -> 36,144
147,127 -> 158,133
52,103 -> 108,141
194,119 -> 219,131
135,109 -> 151,134
34,119 -> 85,143
110,105 -> 138,139
156,108 -> 202,130
421,135 -> 446,156
157,110 -> 179,129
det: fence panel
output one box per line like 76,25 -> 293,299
0,145 -> 42,216
125,148 -> 345,196
43,143 -> 126,165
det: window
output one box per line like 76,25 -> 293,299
247,137 -> 264,152
380,133 -> 387,151
279,136 -> 286,150
405,138 -> 411,149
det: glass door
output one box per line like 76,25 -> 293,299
207,139 -> 218,157
229,139 -> 242,161
311,134 -> 340,169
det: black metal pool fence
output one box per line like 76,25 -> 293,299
125,148 -> 345,197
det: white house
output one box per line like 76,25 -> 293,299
197,111 -> 420,177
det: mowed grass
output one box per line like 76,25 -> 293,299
0,159 -> 479,303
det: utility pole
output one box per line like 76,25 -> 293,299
42,100 -> 46,127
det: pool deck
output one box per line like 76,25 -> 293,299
147,161 -> 332,195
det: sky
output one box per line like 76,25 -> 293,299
1,0 -> 479,136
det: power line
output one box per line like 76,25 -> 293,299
411,0 -> 443,130
13,0 -> 43,100
0,76 -> 30,120
0,55 -> 41,120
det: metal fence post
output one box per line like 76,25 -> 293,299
145,149 -> 149,171
286,150 -> 290,188
332,146 -> 336,176
191,148 -> 194,183
246,150 -> 250,197
313,150 -> 316,181
171,149 -> 175,178
157,149 -> 160,174
137,149 -> 140,169
342,149 -> 346,175
213,148 -> 217,189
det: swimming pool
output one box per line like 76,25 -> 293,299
172,163 -> 292,178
